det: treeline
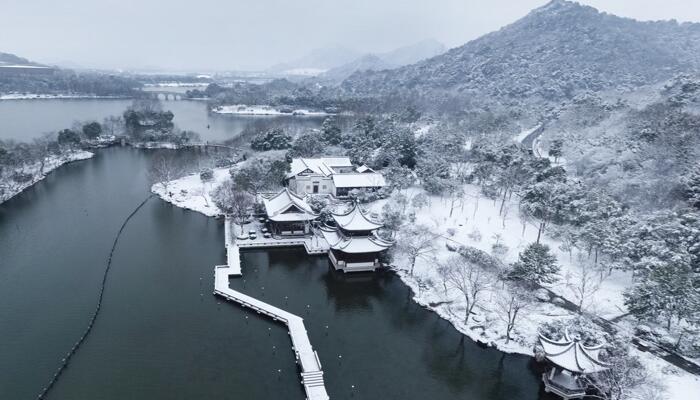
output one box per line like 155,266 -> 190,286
188,81 -> 390,114
467,140 -> 699,342
0,69 -> 141,96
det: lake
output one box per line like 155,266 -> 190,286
0,98 -> 340,143
0,147 -> 551,400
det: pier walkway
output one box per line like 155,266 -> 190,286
216,218 -> 329,400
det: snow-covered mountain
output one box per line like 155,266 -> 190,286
319,39 -> 445,82
339,0 -> 700,107
268,45 -> 362,75
379,38 -> 445,66
272,39 -> 445,79
319,54 -> 395,82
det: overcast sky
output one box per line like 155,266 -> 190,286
1,0 -> 698,72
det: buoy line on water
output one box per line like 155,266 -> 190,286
37,194 -> 155,400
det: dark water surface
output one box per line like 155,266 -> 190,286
0,99 -> 333,142
0,148 -> 548,399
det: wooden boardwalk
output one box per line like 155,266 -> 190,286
216,218 -> 329,400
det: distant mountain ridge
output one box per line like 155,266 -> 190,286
271,39 -> 446,79
0,52 -> 46,67
338,0 -> 700,108
319,39 -> 445,82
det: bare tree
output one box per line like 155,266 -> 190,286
495,288 -> 531,343
148,153 -> 182,196
32,134 -> 53,176
565,255 -> 602,313
212,180 -> 253,230
436,261 -> 455,294
396,224 -> 438,275
102,115 -> 124,136
444,255 -> 492,325
581,344 -> 654,400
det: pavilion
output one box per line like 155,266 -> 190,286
539,332 -> 610,399
261,189 -> 317,236
320,203 -> 393,272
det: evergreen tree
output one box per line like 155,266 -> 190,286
320,117 -> 342,145
548,139 -> 563,163
509,242 -> 560,285
250,128 -> 292,151
81,121 -> 102,139
682,162 -> 700,209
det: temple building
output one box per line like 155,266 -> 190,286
539,332 -> 610,400
261,189 -> 317,236
285,157 -> 386,197
320,203 -> 393,272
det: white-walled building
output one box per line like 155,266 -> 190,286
285,157 -> 386,197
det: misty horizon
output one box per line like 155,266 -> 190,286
2,0 -> 700,72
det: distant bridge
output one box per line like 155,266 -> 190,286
145,91 -> 184,101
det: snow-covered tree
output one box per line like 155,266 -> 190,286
496,287 -> 531,344
548,139 -> 563,163
395,224 -> 438,275
444,255 -> 492,325
230,158 -> 290,197
212,180 -> 253,229
509,242 -> 560,286
250,128 -> 292,151
288,130 -> 325,158
148,153 -> 183,196
320,116 -> 342,145
581,341 -> 652,400
682,162 -> 700,209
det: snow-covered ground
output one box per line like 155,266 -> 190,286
212,104 -> 331,116
365,185 -> 699,400
151,166 -> 229,216
143,82 -> 208,88
0,150 -> 94,204
152,170 -> 700,400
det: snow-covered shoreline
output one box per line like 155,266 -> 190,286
212,104 -> 331,116
0,150 -> 94,204
152,171 -> 700,399
0,93 -> 127,101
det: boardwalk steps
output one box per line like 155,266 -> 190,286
216,217 -> 329,400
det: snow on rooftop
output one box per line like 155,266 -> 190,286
262,189 -> 317,222
331,203 -> 383,231
539,333 -> 610,374
320,228 -> 392,254
331,173 -> 386,188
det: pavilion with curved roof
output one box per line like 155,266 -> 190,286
538,331 -> 610,399
320,203 -> 393,272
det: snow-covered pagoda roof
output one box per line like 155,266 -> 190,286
331,173 -> 386,188
320,227 -> 393,254
539,332 -> 610,374
331,203 -> 383,231
262,189 -> 317,222
287,157 -> 354,178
